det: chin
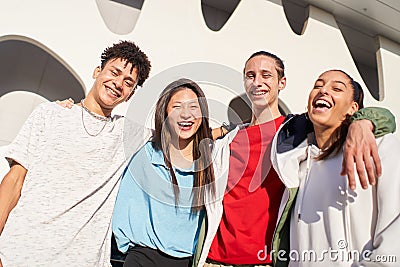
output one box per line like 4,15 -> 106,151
252,100 -> 270,110
178,133 -> 195,140
253,95 -> 269,103
312,119 -> 341,132
309,114 -> 327,126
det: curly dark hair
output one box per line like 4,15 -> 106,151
100,40 -> 151,87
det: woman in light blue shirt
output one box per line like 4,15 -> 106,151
112,78 -> 216,267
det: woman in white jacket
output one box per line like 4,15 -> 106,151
271,70 -> 400,266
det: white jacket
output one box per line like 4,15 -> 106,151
271,131 -> 400,266
195,127 -> 240,267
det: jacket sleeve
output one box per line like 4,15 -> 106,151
354,134 -> 400,266
350,107 -> 396,138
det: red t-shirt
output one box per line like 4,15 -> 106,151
207,116 -> 285,264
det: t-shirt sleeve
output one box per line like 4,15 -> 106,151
123,117 -> 152,159
5,104 -> 48,170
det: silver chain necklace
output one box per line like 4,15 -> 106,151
80,100 -> 112,137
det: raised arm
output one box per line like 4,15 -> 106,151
0,161 -> 27,235
342,107 -> 396,190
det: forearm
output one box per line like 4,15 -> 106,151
343,107 -> 396,189
212,122 -> 236,140
211,126 -> 227,140
0,164 -> 27,235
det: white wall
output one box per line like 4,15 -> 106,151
0,0 -> 399,143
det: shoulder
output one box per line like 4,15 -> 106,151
31,102 -> 74,117
374,134 -> 400,193
274,113 -> 313,154
35,102 -> 63,111
376,134 -> 400,153
19,102 -> 61,125
122,117 -> 151,139
213,126 -> 240,149
30,102 -> 55,114
112,114 -> 125,121
111,114 -> 126,129
375,134 -> 400,178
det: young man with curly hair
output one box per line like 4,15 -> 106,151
0,40 -> 151,267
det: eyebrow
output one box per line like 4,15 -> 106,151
316,79 -> 347,88
333,80 -> 347,87
245,69 -> 272,75
111,66 -> 136,83
170,100 -> 199,105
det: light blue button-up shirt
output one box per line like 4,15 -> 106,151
112,141 -> 204,258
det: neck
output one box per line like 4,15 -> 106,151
250,105 -> 281,126
313,126 -> 337,150
168,138 -> 194,168
82,94 -> 112,117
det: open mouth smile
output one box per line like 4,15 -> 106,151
251,89 -> 269,96
106,86 -> 122,98
177,121 -> 194,130
313,99 -> 333,111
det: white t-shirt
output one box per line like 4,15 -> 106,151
0,102 -> 149,267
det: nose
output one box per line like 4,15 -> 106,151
319,85 -> 328,94
179,105 -> 192,119
113,76 -> 124,89
254,74 -> 263,87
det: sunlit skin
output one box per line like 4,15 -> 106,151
83,58 -> 138,117
244,55 -> 286,125
166,88 -> 202,168
307,70 -> 359,150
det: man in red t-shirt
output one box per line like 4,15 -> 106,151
205,51 -> 286,266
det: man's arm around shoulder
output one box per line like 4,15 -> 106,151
0,161 -> 27,235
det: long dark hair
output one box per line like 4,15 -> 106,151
317,70 -> 364,160
152,78 -> 215,211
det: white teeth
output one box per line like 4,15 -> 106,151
252,90 -> 267,96
315,99 -> 332,108
108,87 -> 121,97
178,122 -> 193,127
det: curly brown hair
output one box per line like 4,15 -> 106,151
101,40 -> 151,87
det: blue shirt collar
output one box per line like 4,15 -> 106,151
149,144 -> 195,173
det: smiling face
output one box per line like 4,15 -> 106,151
166,88 -> 202,145
91,58 -> 138,113
244,55 -> 286,115
308,70 -> 359,131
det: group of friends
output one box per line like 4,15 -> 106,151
0,40 -> 398,267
